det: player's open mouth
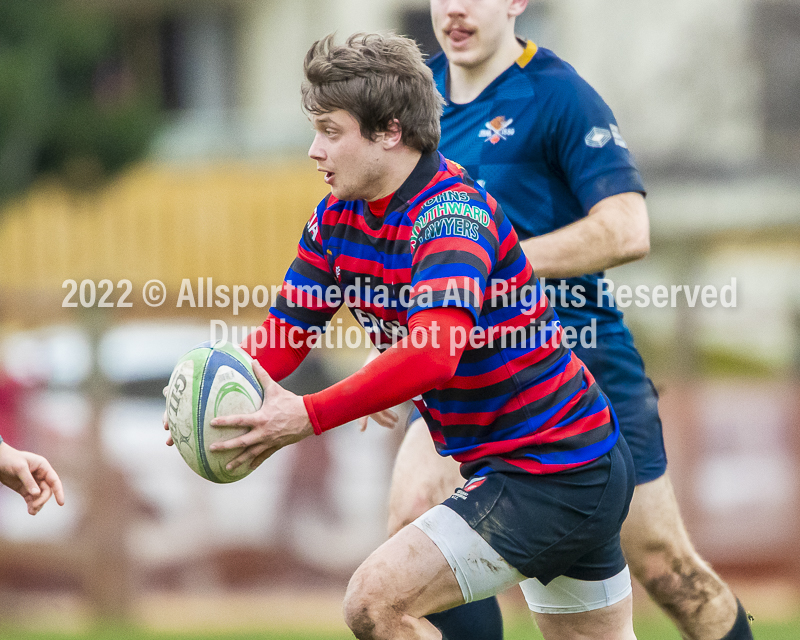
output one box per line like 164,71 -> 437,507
324,171 -> 334,184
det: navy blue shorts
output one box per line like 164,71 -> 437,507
571,326 -> 667,485
407,326 -> 666,486
442,438 -> 635,584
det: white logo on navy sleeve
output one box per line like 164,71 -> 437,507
585,127 -> 612,148
609,124 -> 628,148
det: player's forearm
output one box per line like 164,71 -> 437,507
303,339 -> 447,434
521,192 -> 650,279
304,308 -> 472,434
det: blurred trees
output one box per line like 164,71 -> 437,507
0,0 -> 160,206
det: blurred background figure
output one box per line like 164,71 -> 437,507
0,0 -> 798,637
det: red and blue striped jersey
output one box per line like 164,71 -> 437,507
272,151 -> 619,476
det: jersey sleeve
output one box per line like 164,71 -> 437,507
269,200 -> 342,332
547,72 -> 646,213
407,189 -> 499,324
304,307 -> 472,434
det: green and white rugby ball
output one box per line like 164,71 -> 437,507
166,341 -> 263,483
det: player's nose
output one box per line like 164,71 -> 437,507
443,0 -> 468,17
308,133 -> 326,161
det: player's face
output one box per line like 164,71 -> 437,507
431,0 -> 526,68
308,110 -> 386,201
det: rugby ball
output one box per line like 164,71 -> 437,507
165,341 -> 263,483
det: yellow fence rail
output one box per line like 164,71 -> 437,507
0,160 -> 329,293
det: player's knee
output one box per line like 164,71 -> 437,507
625,523 -> 681,586
628,540 -> 683,595
631,544 -> 722,611
343,600 -> 380,639
343,587 -> 379,638
343,571 -> 392,639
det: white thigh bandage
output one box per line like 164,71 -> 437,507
411,505 -> 526,603
520,565 -> 632,614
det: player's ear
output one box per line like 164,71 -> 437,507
381,119 -> 403,150
509,0 -> 528,19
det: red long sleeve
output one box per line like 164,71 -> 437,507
240,315 -> 317,382
304,307 -> 473,434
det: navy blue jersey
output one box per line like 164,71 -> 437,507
429,41 -> 646,334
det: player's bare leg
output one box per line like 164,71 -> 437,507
343,523 -> 463,639
534,594 -> 637,640
621,473 -> 742,640
387,417 -> 505,640
388,417 -> 463,537
346,517 -> 636,640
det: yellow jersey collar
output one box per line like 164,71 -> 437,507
516,39 -> 538,68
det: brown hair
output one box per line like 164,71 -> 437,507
302,33 -> 444,153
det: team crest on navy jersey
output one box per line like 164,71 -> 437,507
479,116 -> 515,144
464,477 -> 487,492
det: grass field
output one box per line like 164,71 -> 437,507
1,614 -> 798,640
1,587 -> 797,640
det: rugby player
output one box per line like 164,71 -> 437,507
378,2 -> 753,640
211,33 -> 638,640
0,434 -> 65,515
